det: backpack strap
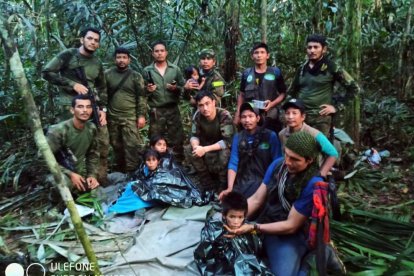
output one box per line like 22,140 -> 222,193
108,69 -> 133,100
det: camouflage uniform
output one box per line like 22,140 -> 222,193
185,108 -> 234,192
46,119 -> 99,191
289,56 -> 360,136
198,49 -> 226,105
106,67 -> 147,172
144,61 -> 185,161
42,48 -> 109,183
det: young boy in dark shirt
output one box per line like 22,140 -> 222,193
194,191 -> 272,275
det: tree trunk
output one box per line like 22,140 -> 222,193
343,0 -> 361,147
398,0 -> 413,100
223,0 -> 240,82
312,0 -> 324,33
0,14 -> 101,275
260,0 -> 267,43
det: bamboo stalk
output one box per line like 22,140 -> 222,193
0,13 -> 101,275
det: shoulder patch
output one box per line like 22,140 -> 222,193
212,80 -> 224,87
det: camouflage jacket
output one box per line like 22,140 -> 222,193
47,119 -> 99,178
288,56 -> 359,115
105,67 -> 147,120
42,48 -> 107,107
191,108 -> 234,148
200,68 -> 226,102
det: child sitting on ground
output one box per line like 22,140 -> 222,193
106,149 -> 160,214
194,191 -> 271,275
149,135 -> 173,170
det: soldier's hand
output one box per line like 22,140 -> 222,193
147,84 -> 156,92
192,146 -> 206,157
137,116 -> 146,129
86,177 -> 100,190
218,188 -> 232,201
99,111 -> 107,126
70,172 -> 86,191
263,100 -> 272,112
319,104 -> 336,116
166,83 -> 178,92
73,83 -> 88,94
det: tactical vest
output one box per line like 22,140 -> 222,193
234,127 -> 273,197
243,67 -> 281,102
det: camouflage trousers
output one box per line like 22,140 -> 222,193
149,105 -> 184,161
57,103 -> 109,185
108,117 -> 144,173
184,145 -> 230,192
305,113 -> 332,137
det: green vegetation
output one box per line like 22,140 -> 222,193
1,0 -> 413,274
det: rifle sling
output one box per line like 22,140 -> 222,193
109,69 -> 133,100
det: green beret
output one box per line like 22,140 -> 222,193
285,131 -> 319,159
199,49 -> 215,58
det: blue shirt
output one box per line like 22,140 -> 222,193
228,130 -> 282,172
263,158 -> 323,217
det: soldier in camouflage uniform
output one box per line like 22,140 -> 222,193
42,27 -> 109,184
288,34 -> 360,136
144,41 -> 185,162
106,47 -> 147,173
185,91 -> 234,192
46,95 -> 100,192
184,49 -> 225,106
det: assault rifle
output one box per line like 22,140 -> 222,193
55,147 -> 77,172
73,67 -> 102,127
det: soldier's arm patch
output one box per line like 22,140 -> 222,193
212,81 -> 224,87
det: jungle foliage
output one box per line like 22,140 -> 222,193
1,0 -> 413,274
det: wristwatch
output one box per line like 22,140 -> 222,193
101,107 -> 107,113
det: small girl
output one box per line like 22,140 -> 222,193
142,149 -> 160,176
150,135 -> 173,170
184,65 -> 201,85
184,65 -> 205,107
106,149 -> 158,215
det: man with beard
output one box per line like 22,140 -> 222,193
185,91 -> 234,192
46,95 -> 100,193
105,47 -> 147,173
144,41 -> 186,162
288,34 -> 359,136
42,27 -> 109,184
219,102 -> 281,200
224,131 -> 325,275
184,49 -> 225,106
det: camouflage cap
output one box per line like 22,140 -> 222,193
199,49 -> 216,59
